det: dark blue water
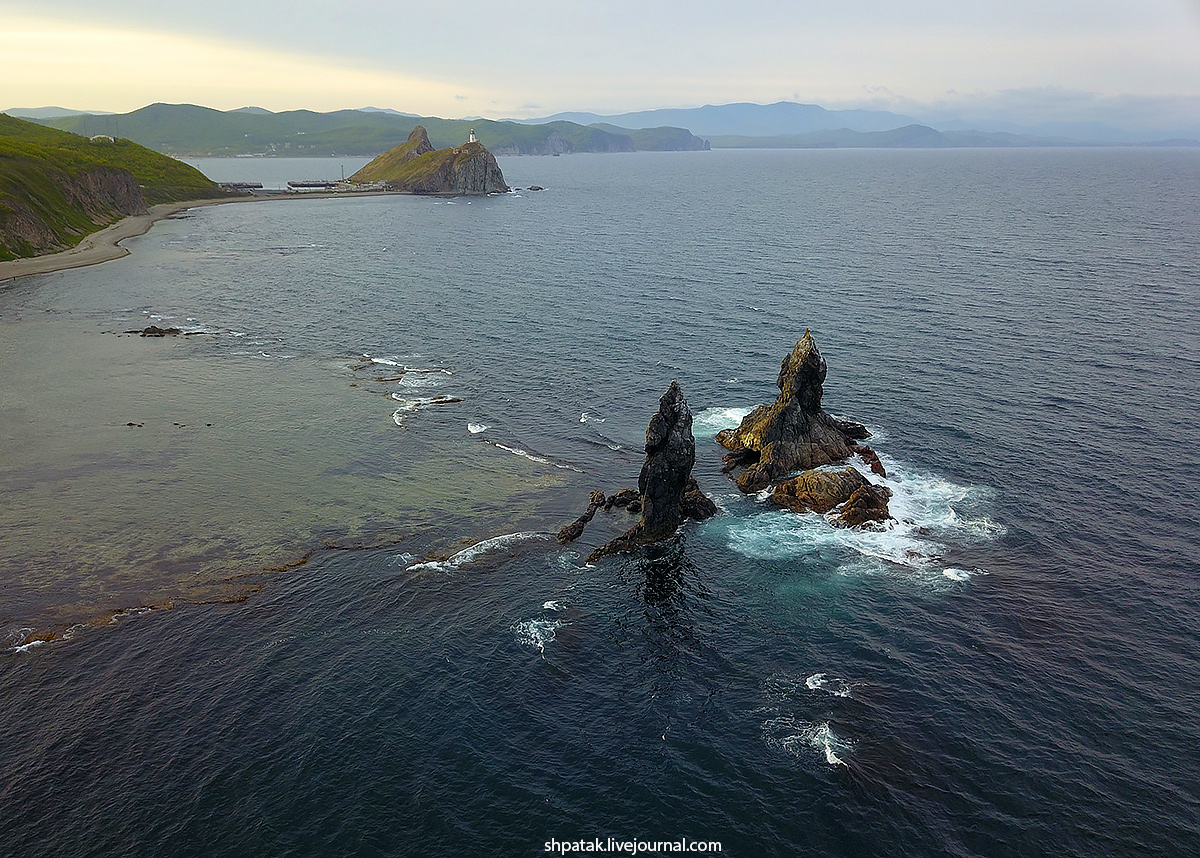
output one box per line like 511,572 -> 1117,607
2,149 -> 1199,856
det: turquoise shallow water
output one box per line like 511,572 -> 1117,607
2,149 -> 1199,856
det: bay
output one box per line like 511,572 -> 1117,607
1,148 -> 1198,857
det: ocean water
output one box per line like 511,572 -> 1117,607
2,148 -> 1199,856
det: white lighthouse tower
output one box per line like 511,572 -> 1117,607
468,128 -> 477,143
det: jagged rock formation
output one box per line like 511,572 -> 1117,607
717,330 -> 883,492
557,382 -> 716,561
556,491 -> 607,544
771,466 -> 892,529
348,126 -> 508,195
831,481 -> 893,529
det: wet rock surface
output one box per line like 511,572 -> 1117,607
717,330 -> 881,492
555,382 -> 717,560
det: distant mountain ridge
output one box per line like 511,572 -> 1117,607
17,100 -> 1199,152
516,101 -> 919,136
31,104 -> 708,157
516,100 -> 1199,146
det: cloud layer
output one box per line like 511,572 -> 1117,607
3,0 -> 1198,124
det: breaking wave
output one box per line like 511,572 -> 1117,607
513,617 -> 564,655
762,716 -> 852,767
405,531 -> 552,573
692,406 -> 752,438
483,440 -> 585,473
711,449 -> 1001,580
390,395 -> 463,425
805,673 -> 854,698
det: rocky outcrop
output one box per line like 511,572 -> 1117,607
565,382 -> 716,561
445,144 -> 508,195
396,125 -> 435,161
717,330 -> 883,492
682,476 -> 719,520
1,167 -> 147,259
636,381 -> 701,540
832,481 -> 893,529
772,467 -> 874,514
348,127 -> 508,195
771,466 -> 892,529
131,325 -> 182,337
556,491 -> 607,544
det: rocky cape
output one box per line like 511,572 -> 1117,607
348,127 -> 508,195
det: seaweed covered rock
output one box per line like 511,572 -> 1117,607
717,330 -> 881,492
556,491 -> 607,544
771,467 -> 873,514
771,466 -> 893,529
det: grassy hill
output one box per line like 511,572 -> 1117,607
0,113 -> 227,261
38,104 -> 708,157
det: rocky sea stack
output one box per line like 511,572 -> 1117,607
719,331 -> 893,528
717,330 -> 882,492
556,382 -> 716,561
348,126 -> 508,195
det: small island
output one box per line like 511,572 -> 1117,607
349,126 -> 508,195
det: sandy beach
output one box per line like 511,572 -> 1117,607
0,188 -> 421,284
0,197 -> 256,283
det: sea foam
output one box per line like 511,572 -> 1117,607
692,406 -> 753,438
513,617 -> 564,655
714,450 -> 1000,580
406,531 -> 552,573
762,716 -> 852,767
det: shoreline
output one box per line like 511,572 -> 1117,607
0,197 -> 248,283
0,189 -> 409,284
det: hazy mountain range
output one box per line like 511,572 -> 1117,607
514,101 -> 1200,146
6,100 -> 1198,152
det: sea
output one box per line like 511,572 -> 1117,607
1,148 -> 1198,857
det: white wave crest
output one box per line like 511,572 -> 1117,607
692,405 -> 753,438
485,441 -> 585,473
390,395 -> 462,425
467,422 -> 490,434
805,673 -> 854,698
397,374 -> 443,389
405,531 -> 552,573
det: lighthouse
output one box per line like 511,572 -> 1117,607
468,128 -> 477,143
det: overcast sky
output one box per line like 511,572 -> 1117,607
3,0 -> 1199,125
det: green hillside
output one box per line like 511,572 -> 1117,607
38,104 -> 708,157
0,113 -> 227,261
